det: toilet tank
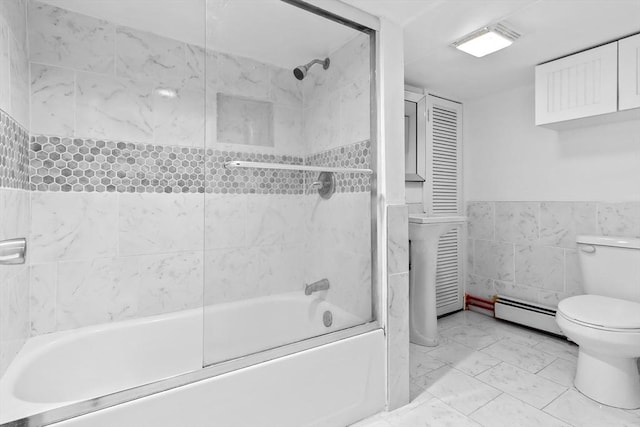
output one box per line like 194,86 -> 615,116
577,235 -> 640,302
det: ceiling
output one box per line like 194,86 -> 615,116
342,0 -> 640,101
40,0 -> 360,69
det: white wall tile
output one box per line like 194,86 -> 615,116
339,77 -> 370,146
29,263 -> 57,336
0,18 -> 10,113
474,240 -> 514,281
76,71 -> 154,142
0,266 -> 29,377
138,251 -> 203,316
30,192 -> 118,263
597,202 -> 640,238
495,202 -> 539,244
269,67 -> 302,107
9,29 -> 28,127
515,245 -> 564,291
115,26 -> 185,85
152,83 -> 205,147
564,249 -> 583,295
204,247 -> 250,304
466,274 -> 494,300
467,202 -> 494,240
539,202 -> 596,248
387,272 -> 409,410
204,193 -> 247,250
118,193 -> 204,256
217,52 -> 269,99
30,63 -> 75,136
29,2 -> 115,74
57,257 -> 139,330
273,105 -> 304,156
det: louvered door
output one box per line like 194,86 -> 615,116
426,95 -> 464,315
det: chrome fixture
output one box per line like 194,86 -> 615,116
293,57 -> 330,80
223,160 -> 372,175
323,311 -> 333,327
305,278 -> 330,295
306,172 -> 336,199
0,237 -> 27,265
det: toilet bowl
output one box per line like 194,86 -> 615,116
556,295 -> 640,409
555,235 -> 640,409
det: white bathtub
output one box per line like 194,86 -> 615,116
0,293 -> 385,426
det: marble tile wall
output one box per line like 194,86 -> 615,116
387,204 -> 410,410
466,201 -> 640,307
0,0 -> 29,379
303,33 -> 370,155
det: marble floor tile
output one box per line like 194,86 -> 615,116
428,341 -> 501,376
533,337 -> 579,361
410,350 -> 447,379
350,413 -> 393,427
536,358 -> 576,387
385,396 -> 483,427
476,363 -> 567,408
544,389 -> 640,427
481,338 -> 558,373
470,394 -> 570,427
439,324 -> 499,350
414,366 -> 501,415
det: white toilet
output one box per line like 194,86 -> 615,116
556,235 -> 640,409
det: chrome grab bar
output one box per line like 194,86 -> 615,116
304,278 -> 330,295
0,238 -> 27,265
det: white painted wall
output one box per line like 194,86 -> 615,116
464,84 -> 640,202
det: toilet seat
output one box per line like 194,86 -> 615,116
558,295 -> 640,331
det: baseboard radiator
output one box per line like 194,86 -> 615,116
494,295 -> 564,336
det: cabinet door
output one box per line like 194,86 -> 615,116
535,42 -> 618,125
619,33 -> 640,111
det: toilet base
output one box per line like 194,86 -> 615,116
574,348 -> 640,409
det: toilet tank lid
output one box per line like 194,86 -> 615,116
576,235 -> 640,249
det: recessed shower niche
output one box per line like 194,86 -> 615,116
216,93 -> 274,147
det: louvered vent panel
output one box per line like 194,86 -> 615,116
431,105 -> 459,214
435,227 -> 462,313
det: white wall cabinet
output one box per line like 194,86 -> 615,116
619,33 -> 640,111
535,42 -> 618,125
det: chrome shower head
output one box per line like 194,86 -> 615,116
293,58 -> 330,80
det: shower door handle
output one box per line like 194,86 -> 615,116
0,238 -> 26,265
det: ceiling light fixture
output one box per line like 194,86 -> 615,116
452,23 -> 520,58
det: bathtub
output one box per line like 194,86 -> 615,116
0,292 -> 385,426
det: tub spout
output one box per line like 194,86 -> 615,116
305,278 -> 330,295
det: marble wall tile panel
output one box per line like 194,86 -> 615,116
245,195 -> 304,247
138,251 -> 204,316
539,202 -> 596,248
303,92 -> 339,153
30,64 -> 75,136
515,245 -> 564,291
246,244 -> 305,297
56,257 -> 139,330
493,280 -> 540,303
0,0 -> 26,51
203,247 -> 251,305
9,31 -> 28,127
269,67 -> 302,107
597,202 -> 640,238
387,272 -> 409,410
339,77 -> 370,148
115,26 -> 186,85
0,188 -> 29,242
387,204 -> 408,275
204,193 -> 247,250
29,2 -> 115,74
467,202 -> 494,240
473,239 -> 514,281
152,83 -> 205,147
273,105 -> 304,156
30,192 -> 118,263
0,18 -> 10,113
29,263 -> 57,335
466,274 -> 494,300
0,266 -> 29,378
0,109 -> 29,190
76,72 -> 154,143
495,202 -> 539,244
217,52 -> 269,99
217,94 -> 273,147
564,249 -> 583,295
118,193 -> 204,256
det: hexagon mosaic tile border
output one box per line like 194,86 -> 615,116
0,110 -> 29,190
306,140 -> 372,193
29,136 -> 371,194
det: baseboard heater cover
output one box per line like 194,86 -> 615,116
494,295 -> 564,336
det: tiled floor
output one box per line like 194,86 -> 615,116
352,310 -> 640,427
